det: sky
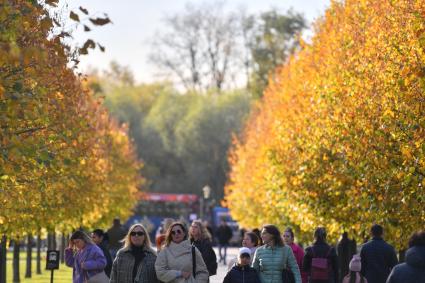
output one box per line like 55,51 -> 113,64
63,0 -> 330,83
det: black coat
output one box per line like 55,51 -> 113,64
360,237 -> 398,283
223,264 -> 261,283
192,239 -> 218,276
97,242 -> 113,277
217,225 -> 233,245
303,241 -> 339,283
386,246 -> 425,283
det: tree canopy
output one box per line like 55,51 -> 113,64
225,0 -> 425,248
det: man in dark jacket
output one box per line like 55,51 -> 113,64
337,232 -> 356,279
217,220 -> 233,265
360,224 -> 398,283
223,247 -> 261,283
107,218 -> 127,259
386,230 -> 425,283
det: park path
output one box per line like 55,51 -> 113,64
209,246 -> 238,283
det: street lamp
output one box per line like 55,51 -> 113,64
201,185 -> 211,221
202,185 -> 211,199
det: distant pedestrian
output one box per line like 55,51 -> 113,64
337,232 -> 357,282
190,220 -> 218,276
156,218 -> 174,251
283,227 -> 307,283
360,224 -> 397,283
303,227 -> 338,283
217,220 -> 233,265
252,224 -> 301,283
223,247 -> 261,283
252,228 -> 263,246
227,231 -> 260,271
91,229 -> 113,277
109,224 -> 159,283
107,218 -> 127,259
386,230 -> 425,283
65,230 -> 108,283
342,254 -> 367,283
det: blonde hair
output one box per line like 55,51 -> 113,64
190,220 -> 212,241
123,224 -> 154,251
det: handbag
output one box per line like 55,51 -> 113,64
85,270 -> 109,283
282,247 -> 295,283
282,268 -> 295,283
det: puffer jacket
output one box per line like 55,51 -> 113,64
223,264 -> 261,283
155,239 -> 209,283
386,246 -> 425,283
252,244 -> 301,283
109,245 -> 159,283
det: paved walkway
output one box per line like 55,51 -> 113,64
210,246 -> 238,283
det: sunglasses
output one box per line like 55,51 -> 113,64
171,229 -> 183,236
130,231 -> 145,237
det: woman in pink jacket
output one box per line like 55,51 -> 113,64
283,228 -> 308,283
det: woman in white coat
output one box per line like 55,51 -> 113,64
155,222 -> 209,283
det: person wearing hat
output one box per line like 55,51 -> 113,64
223,247 -> 261,283
342,255 -> 367,283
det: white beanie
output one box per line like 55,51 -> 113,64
349,254 -> 361,272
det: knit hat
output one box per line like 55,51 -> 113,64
349,254 -> 361,272
238,247 -> 251,257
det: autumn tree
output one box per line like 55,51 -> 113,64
225,0 -> 425,248
0,3 -> 142,281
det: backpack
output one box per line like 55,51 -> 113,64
310,246 -> 331,281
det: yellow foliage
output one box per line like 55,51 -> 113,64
225,0 -> 425,248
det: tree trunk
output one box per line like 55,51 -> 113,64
36,233 -> 42,275
53,231 -> 57,250
12,240 -> 20,283
47,233 -> 52,250
25,234 -> 33,278
0,235 -> 7,283
60,233 -> 66,264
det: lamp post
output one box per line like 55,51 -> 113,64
202,185 -> 211,221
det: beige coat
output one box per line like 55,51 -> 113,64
155,240 -> 209,283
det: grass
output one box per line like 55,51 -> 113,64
5,251 -> 72,283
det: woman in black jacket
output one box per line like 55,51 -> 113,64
91,229 -> 113,277
303,227 -> 339,283
190,220 -> 218,276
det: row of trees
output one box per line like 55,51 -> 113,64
84,5 -> 307,202
88,71 -> 252,201
1,1 -> 142,281
225,0 -> 425,249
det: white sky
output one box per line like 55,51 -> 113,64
64,0 -> 330,83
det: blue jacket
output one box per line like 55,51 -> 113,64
252,244 -> 301,283
223,264 -> 261,283
360,237 -> 398,283
386,246 -> 425,283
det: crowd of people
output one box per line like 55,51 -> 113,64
64,219 -> 425,283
